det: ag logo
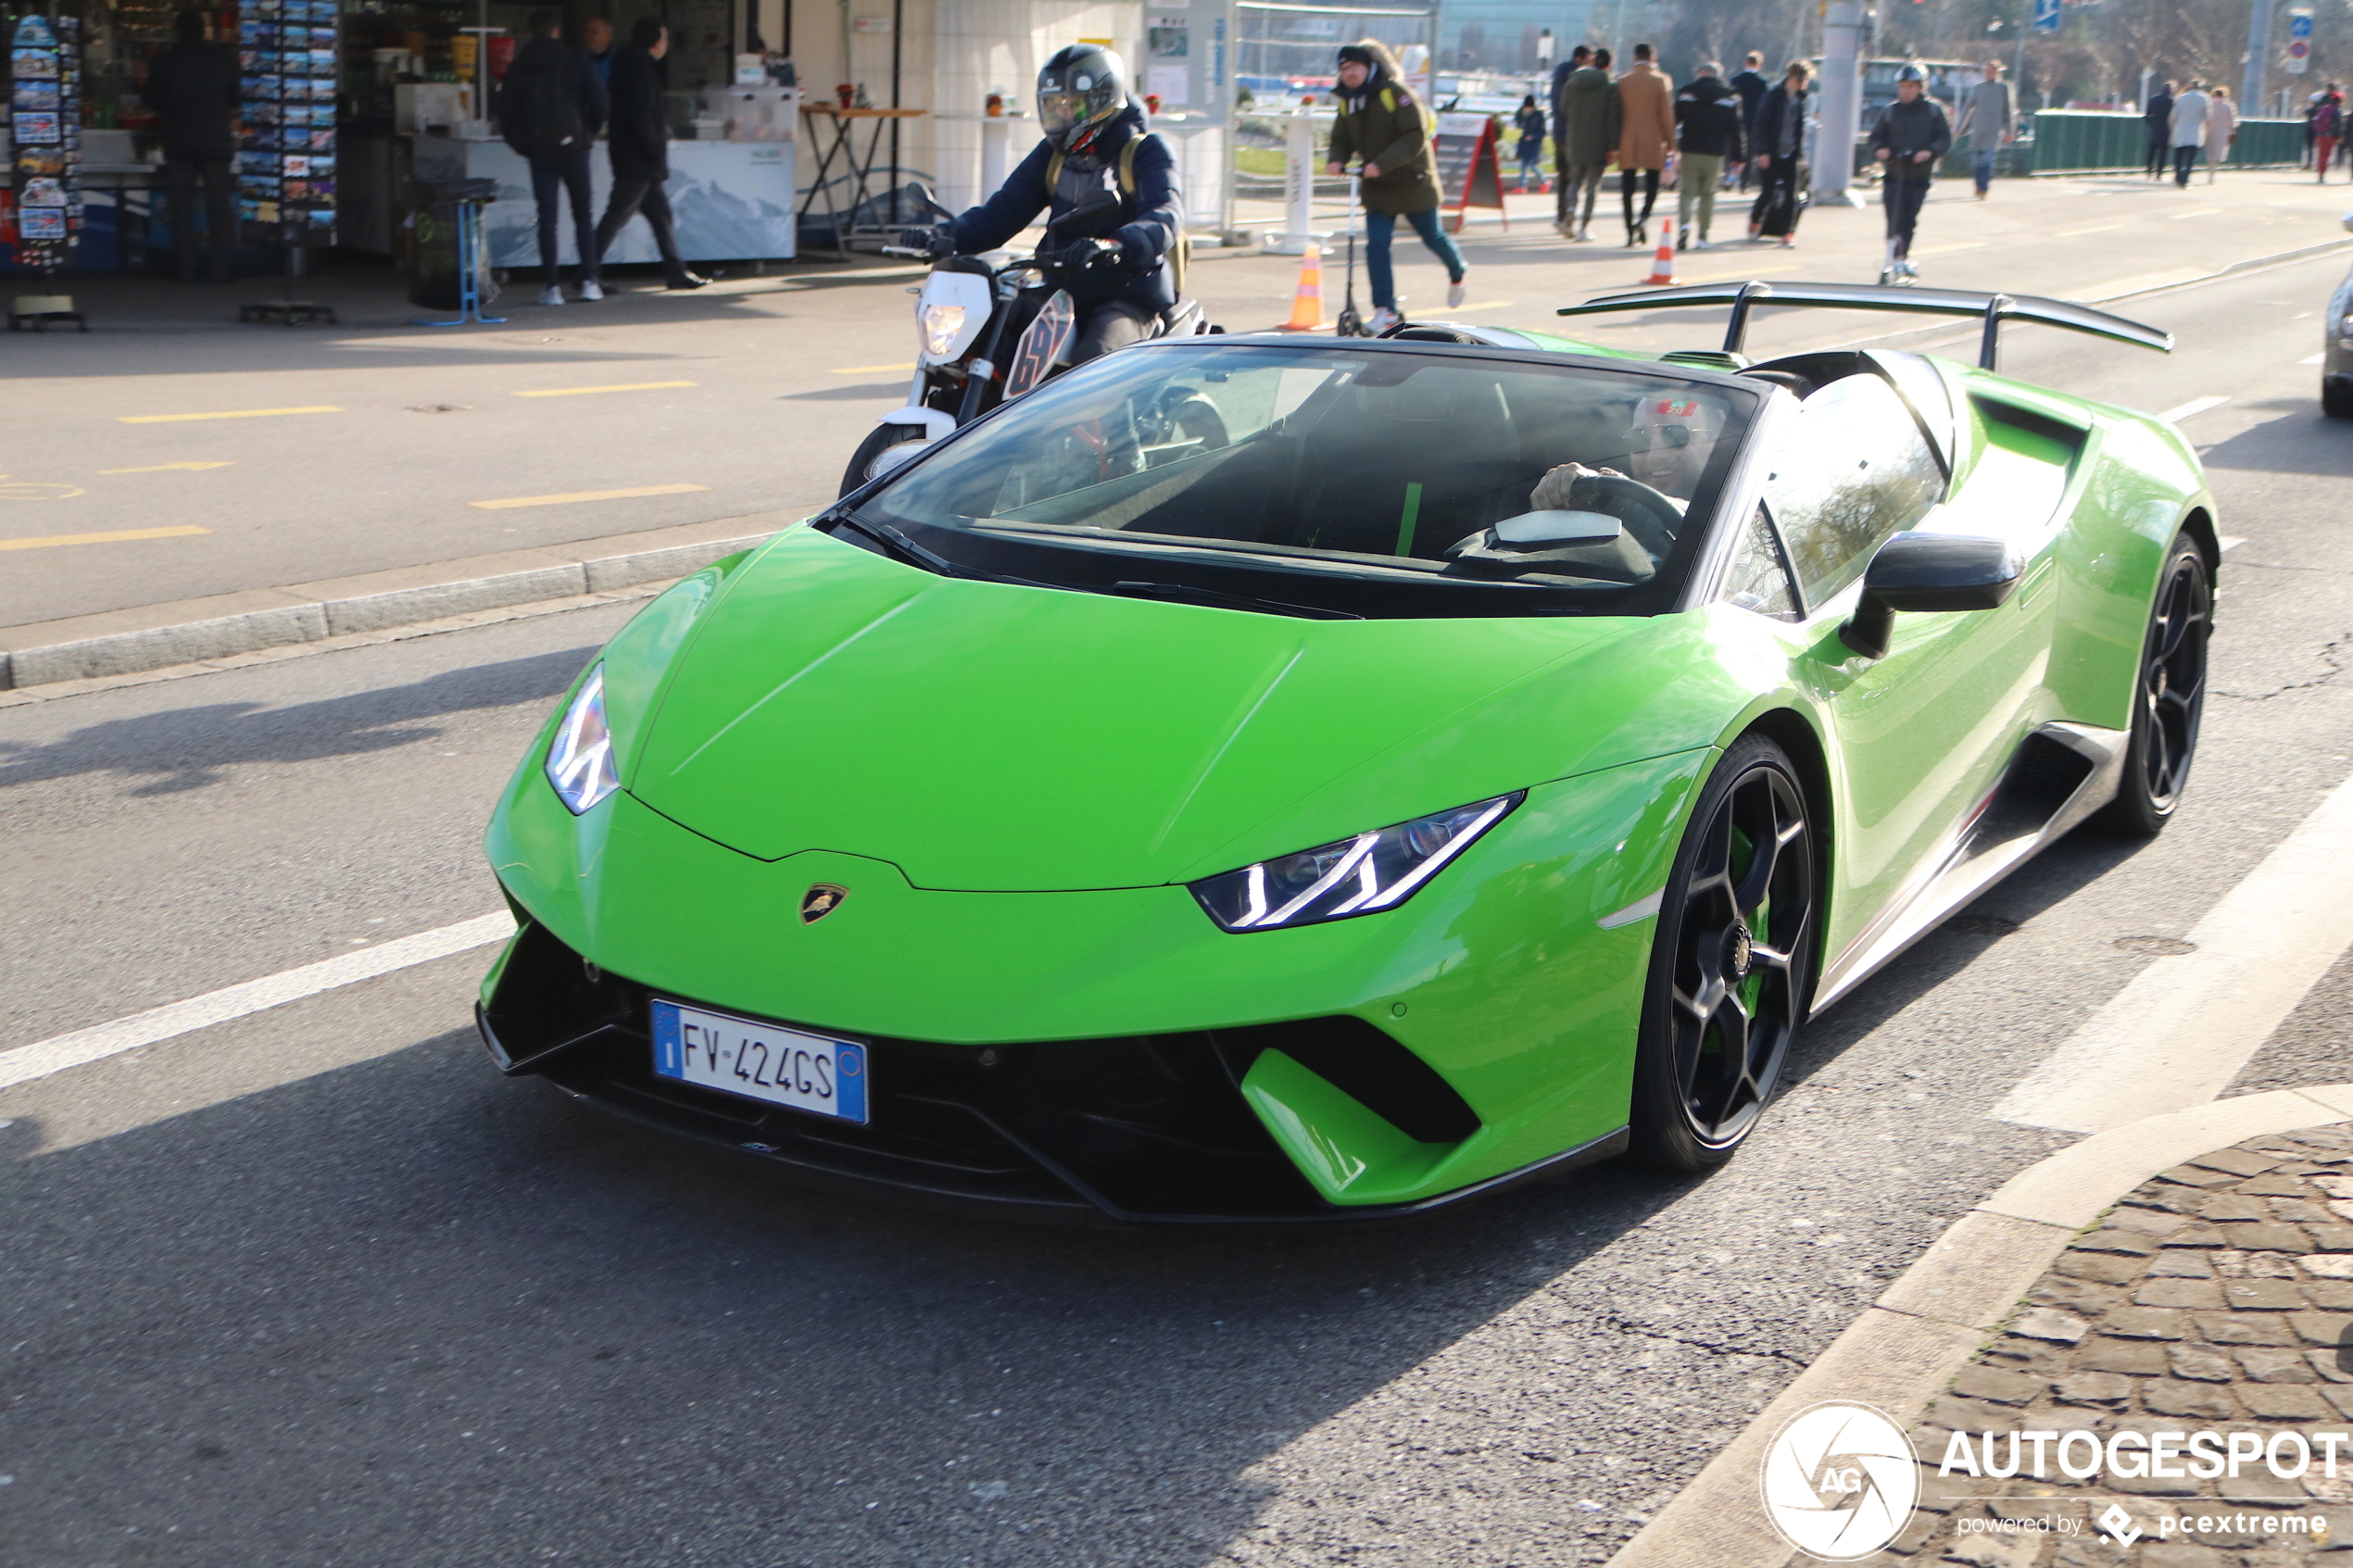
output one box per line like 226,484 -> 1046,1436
1757,1401 -> 1919,1561
800,884 -> 849,924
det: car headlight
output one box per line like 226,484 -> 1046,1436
1189,792 -> 1525,932
546,664 -> 621,815
921,303 -> 969,358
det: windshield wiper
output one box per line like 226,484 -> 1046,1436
825,510 -> 1063,590
1112,580 -> 1363,621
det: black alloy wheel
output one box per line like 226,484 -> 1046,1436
1629,735 -> 1818,1172
2096,536 -> 2211,837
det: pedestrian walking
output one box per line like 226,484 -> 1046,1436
1513,94 -> 1547,191
1955,59 -> 2013,199
1554,45 -> 1618,242
1324,38 -> 1464,331
1616,44 -> 1676,247
497,6 -> 607,305
1672,63 -> 1743,250
2204,84 -> 2236,182
1727,52 -> 1768,190
2170,81 -> 2209,186
2145,81 -> 2175,179
1869,64 -> 1950,282
592,19 -> 711,291
2322,94 -> 2346,182
145,8 -> 241,284
1549,44 -> 1590,234
1748,60 -> 1810,246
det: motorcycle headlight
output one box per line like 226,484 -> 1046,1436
921,303 -> 969,358
1189,792 -> 1525,932
545,664 -> 621,815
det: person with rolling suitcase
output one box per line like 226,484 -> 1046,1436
1747,61 -> 1810,247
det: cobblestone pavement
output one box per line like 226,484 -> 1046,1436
1879,1122 -> 2353,1565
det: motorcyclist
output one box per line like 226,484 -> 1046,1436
906,44 -> 1185,365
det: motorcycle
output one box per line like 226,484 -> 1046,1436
839,182 -> 1216,495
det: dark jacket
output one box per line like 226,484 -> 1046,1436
1675,74 -> 1746,159
2145,91 -> 2175,138
949,100 -> 1185,311
606,44 -> 669,181
1869,95 -> 1952,182
1556,64 -> 1620,167
1728,69 -> 1768,137
1754,82 -> 1809,163
145,38 -> 240,163
497,35 -> 607,161
1327,62 -> 1442,215
1548,57 -> 1579,142
1515,104 -> 1546,152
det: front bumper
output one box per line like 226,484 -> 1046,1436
477,919 -> 1626,1224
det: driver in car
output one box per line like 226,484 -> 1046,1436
910,44 -> 1185,367
1527,393 -> 1729,556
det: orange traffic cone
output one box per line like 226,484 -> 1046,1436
1641,232 -> 1678,287
1277,243 -> 1328,332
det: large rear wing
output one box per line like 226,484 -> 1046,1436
1554,281 -> 2173,372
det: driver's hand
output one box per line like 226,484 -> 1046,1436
1530,462 -> 1625,511
901,226 -> 951,256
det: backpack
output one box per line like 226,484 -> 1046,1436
1045,132 -> 1189,295
500,50 -> 584,161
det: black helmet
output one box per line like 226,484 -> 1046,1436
1894,63 -> 1926,83
1038,44 -> 1127,154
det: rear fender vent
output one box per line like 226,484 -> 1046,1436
1211,1016 -> 1481,1145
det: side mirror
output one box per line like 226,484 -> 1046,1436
1840,532 -> 2022,659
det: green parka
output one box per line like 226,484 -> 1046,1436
1327,69 -> 1443,215
1555,64 -> 1621,168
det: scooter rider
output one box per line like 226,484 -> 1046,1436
906,44 -> 1184,366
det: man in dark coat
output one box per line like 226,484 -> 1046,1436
2145,81 -> 2176,179
591,19 -> 708,290
145,8 -> 239,283
1672,64 -> 1744,248
1869,65 -> 1951,281
1727,52 -> 1768,188
497,6 -> 607,304
1748,60 -> 1810,245
1554,46 -> 1617,242
1548,44 -> 1590,231
945,44 -> 1184,361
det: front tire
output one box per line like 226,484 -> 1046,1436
2095,536 -> 2211,836
838,423 -> 932,498
1629,735 -> 1818,1173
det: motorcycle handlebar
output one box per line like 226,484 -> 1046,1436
880,245 -> 934,258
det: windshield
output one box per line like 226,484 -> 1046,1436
849,342 -> 1758,620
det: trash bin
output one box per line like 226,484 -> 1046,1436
408,178 -> 501,311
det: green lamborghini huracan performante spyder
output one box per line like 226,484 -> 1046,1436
477,281 -> 2213,1223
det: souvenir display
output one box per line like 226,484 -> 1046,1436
236,0 -> 337,244
10,12 -> 82,269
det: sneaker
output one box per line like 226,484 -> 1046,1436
536,284 -> 565,307
579,278 -> 605,301
1446,277 -> 1466,309
665,270 -> 711,291
1692,236 -> 1712,251
1779,235 -> 1796,248
1897,258 -> 1919,279
1367,307 -> 1403,334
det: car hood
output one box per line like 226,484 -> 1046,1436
623,529 -> 1734,890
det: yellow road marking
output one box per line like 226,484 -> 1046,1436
2057,223 -> 2121,237
0,526 -> 209,551
96,460 -> 235,473
118,406 -> 342,424
512,381 -> 699,397
1438,301 -> 1516,313
470,483 -> 711,510
830,362 -> 918,375
1911,241 -> 1990,257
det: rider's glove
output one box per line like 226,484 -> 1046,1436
900,226 -> 952,257
1051,237 -> 1126,271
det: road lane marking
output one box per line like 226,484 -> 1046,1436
0,912 -> 515,1091
0,525 -> 208,551
2056,223 -> 2120,237
96,461 -> 235,473
470,483 -> 711,509
2304,353 -> 2327,365
512,381 -> 699,397
2169,207 -> 2218,219
830,362 -> 918,375
1911,241 -> 1990,256
1993,771 -> 2353,1134
2219,535 -> 2246,550
2158,394 -> 2231,422
117,405 -> 342,423
1434,301 -> 1516,313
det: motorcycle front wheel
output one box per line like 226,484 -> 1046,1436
838,423 -> 934,498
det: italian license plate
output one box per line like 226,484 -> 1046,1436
650,999 -> 868,1123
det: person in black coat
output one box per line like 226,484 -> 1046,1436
1727,52 -> 1768,188
497,6 -> 608,303
145,8 -> 240,283
2145,82 -> 2175,179
591,19 -> 708,289
1748,61 -> 1811,245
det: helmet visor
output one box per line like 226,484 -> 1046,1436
1038,89 -> 1088,133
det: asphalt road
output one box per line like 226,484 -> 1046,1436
4,249 -> 2353,1568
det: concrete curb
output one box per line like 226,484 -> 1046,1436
1606,1084 -> 2353,1568
0,511 -> 802,692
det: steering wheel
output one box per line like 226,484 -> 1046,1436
1558,472 -> 1683,559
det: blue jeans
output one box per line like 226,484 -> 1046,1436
1365,207 -> 1466,311
1971,147 -> 1997,193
